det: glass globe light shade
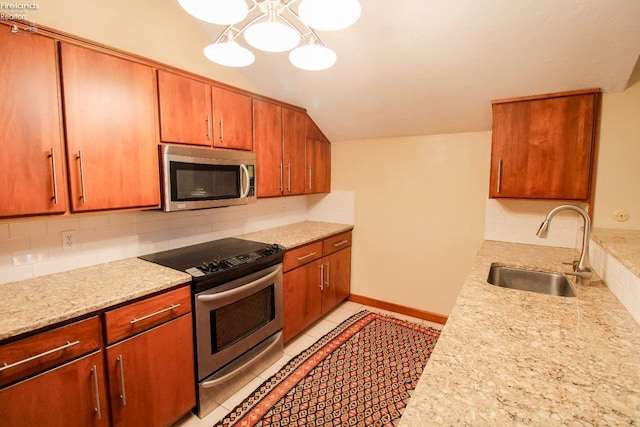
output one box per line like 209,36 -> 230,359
204,41 -> 255,67
244,21 -> 301,52
298,0 -> 361,31
289,44 -> 336,71
177,0 -> 249,25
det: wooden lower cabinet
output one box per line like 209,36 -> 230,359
283,232 -> 352,342
321,248 -> 351,313
106,314 -> 195,427
0,286 -> 195,427
283,260 -> 323,341
0,351 -> 110,427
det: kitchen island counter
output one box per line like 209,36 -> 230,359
400,240 -> 640,425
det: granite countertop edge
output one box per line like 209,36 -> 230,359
399,239 -> 640,425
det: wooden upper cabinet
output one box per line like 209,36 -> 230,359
253,99 -> 283,197
59,43 -> 160,212
157,70 -> 212,146
0,25 -> 67,218
305,116 -> 331,194
212,86 -> 253,150
282,107 -> 307,195
489,89 -> 600,201
306,139 -> 331,194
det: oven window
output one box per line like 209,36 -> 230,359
210,286 -> 275,353
170,161 -> 240,201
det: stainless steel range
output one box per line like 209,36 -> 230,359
139,238 -> 284,418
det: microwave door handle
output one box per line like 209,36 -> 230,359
240,164 -> 250,198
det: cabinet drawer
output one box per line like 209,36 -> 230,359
322,231 -> 352,256
283,241 -> 323,272
104,286 -> 191,344
0,316 -> 101,387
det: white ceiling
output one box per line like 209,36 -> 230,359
191,0 -> 640,142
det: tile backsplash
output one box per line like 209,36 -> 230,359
0,191 -> 356,285
484,199 -> 586,248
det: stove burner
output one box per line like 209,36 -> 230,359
138,238 -> 284,292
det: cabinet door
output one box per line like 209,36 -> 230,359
0,351 -> 110,427
489,92 -> 597,200
253,99 -> 283,197
283,260 -> 323,342
212,86 -> 253,150
321,247 -> 351,314
305,138 -> 331,194
282,108 -> 307,195
0,25 -> 67,217
157,70 -> 212,146
106,314 -> 195,427
60,43 -> 160,212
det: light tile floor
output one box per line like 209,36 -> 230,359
174,301 -> 443,427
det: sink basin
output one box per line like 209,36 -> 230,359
487,265 -> 575,297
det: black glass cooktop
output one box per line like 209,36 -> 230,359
139,238 -> 283,289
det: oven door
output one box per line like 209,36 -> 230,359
194,263 -> 283,381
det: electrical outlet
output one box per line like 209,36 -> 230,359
62,230 -> 77,251
613,210 -> 630,222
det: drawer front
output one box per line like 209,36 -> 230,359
104,286 -> 191,344
322,231 -> 352,256
0,316 -> 101,387
283,241 -> 323,272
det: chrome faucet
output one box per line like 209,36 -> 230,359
536,204 -> 592,279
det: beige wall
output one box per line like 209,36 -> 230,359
30,0 -> 257,92
332,132 -> 491,316
593,60 -> 640,229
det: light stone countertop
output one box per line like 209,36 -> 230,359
238,221 -> 353,249
591,227 -> 640,278
0,221 -> 352,342
400,240 -> 640,426
0,258 -> 192,341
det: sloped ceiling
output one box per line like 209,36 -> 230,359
32,0 -> 640,143
198,0 -> 640,142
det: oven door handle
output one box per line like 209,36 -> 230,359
196,267 -> 280,303
201,331 -> 283,389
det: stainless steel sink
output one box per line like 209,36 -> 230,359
487,265 -> 575,297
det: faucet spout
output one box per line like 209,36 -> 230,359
536,204 -> 592,275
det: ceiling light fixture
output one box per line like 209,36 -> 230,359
178,0 -> 361,71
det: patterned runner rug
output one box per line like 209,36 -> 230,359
215,310 -> 441,427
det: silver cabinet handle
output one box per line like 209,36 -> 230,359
296,252 -> 317,261
325,262 -> 330,288
287,163 -> 291,192
219,117 -> 224,141
48,148 -> 59,204
279,163 -> 284,192
497,158 -> 502,193
77,151 -> 87,203
91,365 -> 103,419
333,240 -> 349,248
130,304 -> 181,325
205,115 -> 211,139
0,340 -> 80,372
319,263 -> 324,291
308,165 -> 312,190
117,355 -> 127,405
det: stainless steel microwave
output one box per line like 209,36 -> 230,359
160,145 -> 256,212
